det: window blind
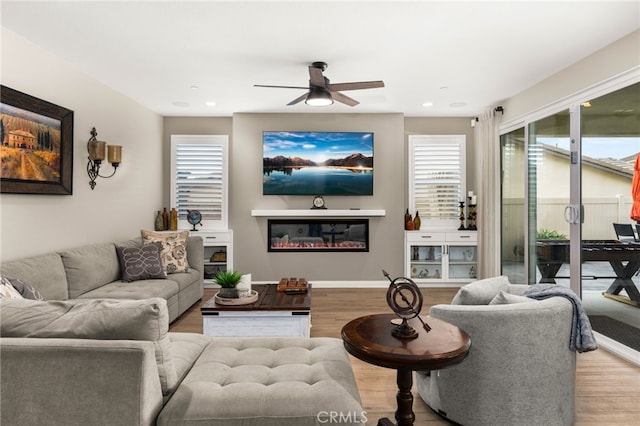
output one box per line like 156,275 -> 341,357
409,135 -> 466,226
171,135 -> 228,229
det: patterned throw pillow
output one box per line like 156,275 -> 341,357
116,242 -> 167,282
0,276 -> 24,299
141,230 -> 190,274
4,276 -> 43,300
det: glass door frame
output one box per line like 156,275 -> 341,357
499,68 -> 639,365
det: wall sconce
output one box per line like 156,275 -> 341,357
86,127 -> 122,190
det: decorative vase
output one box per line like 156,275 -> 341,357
162,208 -> 169,231
218,287 -> 239,298
170,208 -> 178,231
154,211 -> 163,231
413,211 -> 421,230
404,209 -> 411,230
406,217 -> 414,230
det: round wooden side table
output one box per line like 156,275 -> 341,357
341,313 -> 471,426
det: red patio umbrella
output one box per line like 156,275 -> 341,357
630,153 -> 640,221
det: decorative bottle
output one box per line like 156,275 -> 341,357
162,208 -> 169,231
413,211 -> 421,230
404,209 -> 411,230
154,211 -> 163,231
406,214 -> 415,230
169,208 -> 178,231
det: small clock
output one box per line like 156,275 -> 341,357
312,195 -> 326,209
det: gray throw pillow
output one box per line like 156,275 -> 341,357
116,242 -> 167,282
4,276 -> 44,300
489,290 -> 534,305
451,275 -> 510,305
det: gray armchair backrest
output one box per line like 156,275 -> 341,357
417,296 -> 576,426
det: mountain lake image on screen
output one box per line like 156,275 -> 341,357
262,131 -> 374,196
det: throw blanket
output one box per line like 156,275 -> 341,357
523,284 -> 598,353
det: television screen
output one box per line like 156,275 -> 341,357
263,131 -> 374,195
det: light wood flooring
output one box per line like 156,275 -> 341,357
170,287 -> 640,425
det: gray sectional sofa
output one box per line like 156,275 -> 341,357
0,235 -> 204,322
0,298 -> 365,425
0,237 -> 366,425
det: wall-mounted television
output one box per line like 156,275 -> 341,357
263,131 -> 374,196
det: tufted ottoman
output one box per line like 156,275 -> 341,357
157,336 -> 366,426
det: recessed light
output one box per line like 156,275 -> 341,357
422,102 -> 434,107
450,102 -> 467,108
205,101 -> 216,107
190,85 -> 199,90
440,86 -> 448,90
172,101 -> 189,107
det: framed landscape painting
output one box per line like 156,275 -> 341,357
0,85 -> 73,194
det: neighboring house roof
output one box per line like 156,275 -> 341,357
538,143 -> 634,179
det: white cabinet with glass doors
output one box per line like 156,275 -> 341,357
405,231 -> 477,284
195,230 -> 233,288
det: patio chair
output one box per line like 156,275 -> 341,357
612,223 -> 637,242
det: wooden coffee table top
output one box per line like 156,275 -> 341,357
341,313 -> 470,371
201,284 -> 311,312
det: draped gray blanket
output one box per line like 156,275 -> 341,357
523,284 -> 598,353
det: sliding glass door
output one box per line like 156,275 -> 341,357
580,83 -> 640,350
501,81 -> 640,352
527,111 -> 573,288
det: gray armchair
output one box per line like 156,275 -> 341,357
416,283 -> 576,426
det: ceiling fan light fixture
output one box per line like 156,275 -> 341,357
305,88 -> 333,107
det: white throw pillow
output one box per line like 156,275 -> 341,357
451,275 -> 510,305
489,290 -> 535,305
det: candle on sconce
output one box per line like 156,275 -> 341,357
88,140 -> 106,161
468,191 -> 474,197
107,145 -> 122,164
471,195 -> 477,205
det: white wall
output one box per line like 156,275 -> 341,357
0,28 -> 163,261
501,29 -> 640,123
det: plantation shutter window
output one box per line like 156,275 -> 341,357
171,135 -> 229,230
409,135 -> 466,228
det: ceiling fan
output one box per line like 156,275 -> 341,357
254,61 -> 384,107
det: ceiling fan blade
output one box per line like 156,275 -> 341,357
326,81 -> 385,91
308,66 -> 326,87
255,84 -> 309,90
287,92 -> 309,106
330,91 -> 359,107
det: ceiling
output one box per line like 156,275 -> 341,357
1,1 -> 638,117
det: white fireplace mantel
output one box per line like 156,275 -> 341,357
251,209 -> 386,217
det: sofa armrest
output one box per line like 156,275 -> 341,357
186,236 -> 204,277
0,338 -> 164,426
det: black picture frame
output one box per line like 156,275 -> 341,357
0,85 -> 73,194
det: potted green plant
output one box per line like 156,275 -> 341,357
214,270 -> 243,298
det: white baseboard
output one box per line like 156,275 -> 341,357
593,331 -> 640,367
250,280 -> 464,289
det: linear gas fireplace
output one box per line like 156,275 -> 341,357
267,219 -> 369,252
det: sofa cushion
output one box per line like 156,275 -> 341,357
116,242 -> 167,282
0,298 -> 179,396
451,275 -> 510,305
0,277 -> 23,299
141,230 -> 190,274
1,253 -> 69,300
489,290 -> 534,305
60,243 -> 120,298
157,337 -> 365,426
3,276 -> 43,300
